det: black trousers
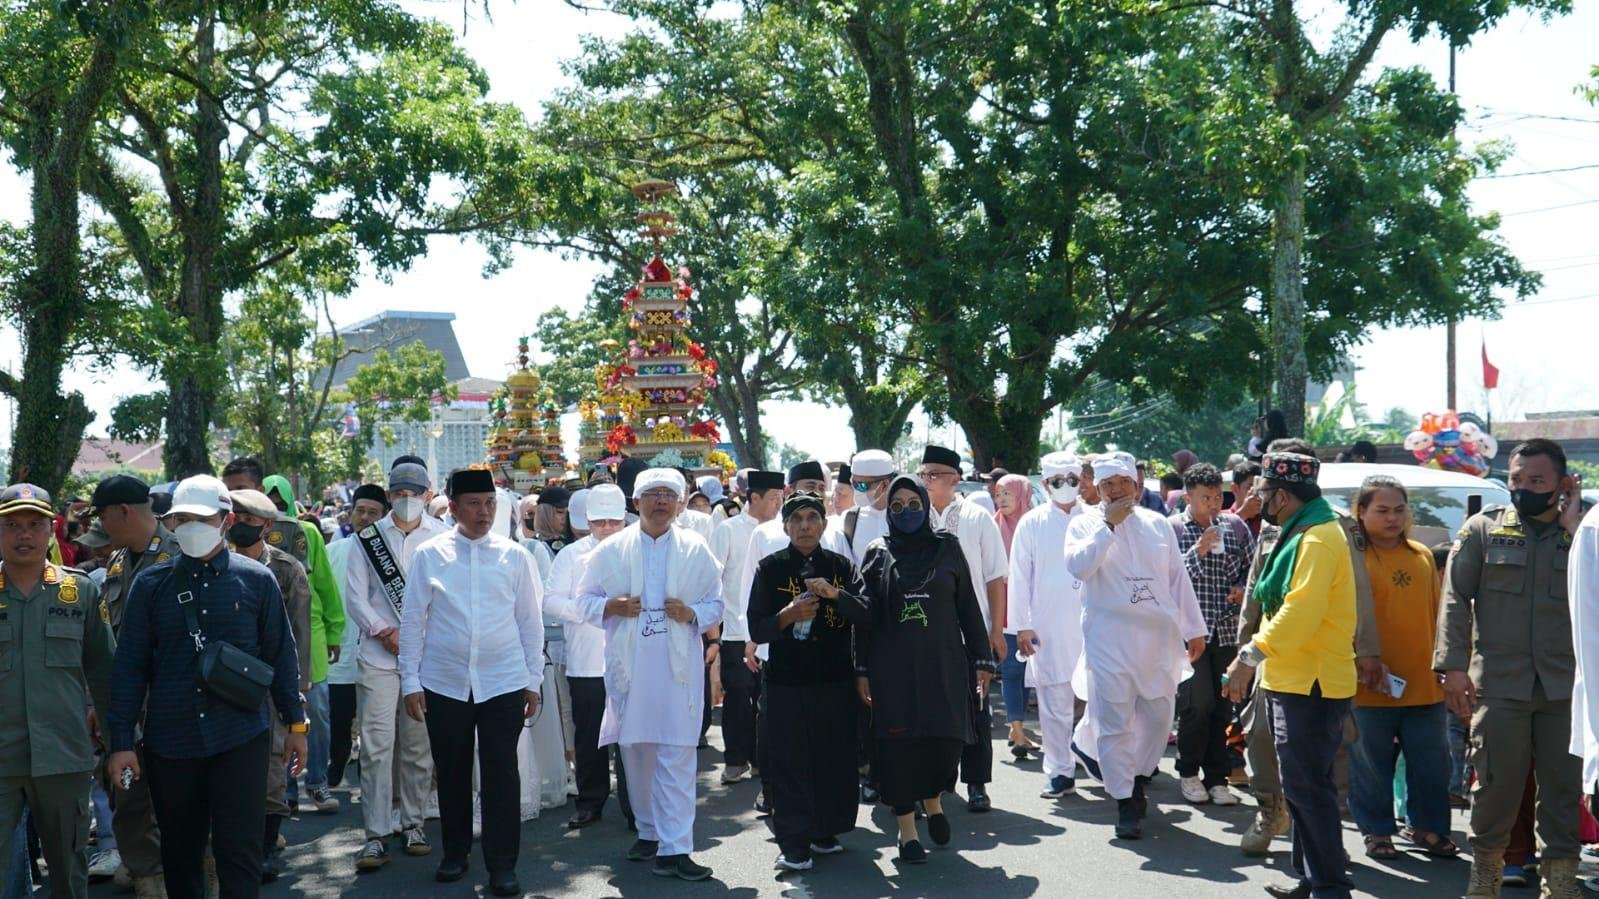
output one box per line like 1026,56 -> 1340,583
1268,687 -> 1355,899
719,641 -> 758,767
957,678 -> 993,787
145,730 -> 269,899
326,683 -> 357,788
768,680 -> 858,858
700,649 -> 714,743
423,689 -> 524,876
569,676 -> 617,815
1177,643 -> 1238,786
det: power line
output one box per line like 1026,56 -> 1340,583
1478,163 -> 1599,179
1499,198 -> 1599,217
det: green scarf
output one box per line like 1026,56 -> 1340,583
1253,495 -> 1337,620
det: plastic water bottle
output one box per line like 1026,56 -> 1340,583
793,559 -> 817,641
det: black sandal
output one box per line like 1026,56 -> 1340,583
1408,830 -> 1459,858
1364,834 -> 1400,860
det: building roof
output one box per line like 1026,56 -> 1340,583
326,310 -> 472,386
74,438 -> 165,475
1493,417 -> 1599,442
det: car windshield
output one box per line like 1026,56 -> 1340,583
1322,484 -> 1511,533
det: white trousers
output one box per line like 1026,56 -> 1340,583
1092,691 -> 1174,800
355,660 -> 434,839
619,742 -> 697,856
1037,682 -> 1077,780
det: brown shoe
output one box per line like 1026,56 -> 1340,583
1465,848 -> 1503,899
1240,793 -> 1289,856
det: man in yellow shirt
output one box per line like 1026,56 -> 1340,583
1224,452 -> 1356,899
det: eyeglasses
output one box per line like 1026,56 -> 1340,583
1044,476 -> 1080,489
915,470 -> 957,481
638,490 -> 679,503
888,500 -> 924,514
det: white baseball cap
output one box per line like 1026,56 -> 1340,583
586,484 -> 626,521
568,489 -> 591,530
165,475 -> 234,518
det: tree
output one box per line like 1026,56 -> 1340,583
89,0 -> 553,477
1069,378 -> 1260,467
0,3 -> 149,495
1185,0 -> 1569,434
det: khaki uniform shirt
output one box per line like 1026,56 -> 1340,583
101,526 -> 180,633
267,517 -> 310,565
258,544 -> 313,694
1238,510 -> 1381,657
1433,505 -> 1574,701
0,563 -> 116,776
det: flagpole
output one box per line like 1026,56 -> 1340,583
1445,43 -> 1459,412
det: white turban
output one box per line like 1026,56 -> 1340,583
585,483 -> 626,521
1092,451 -> 1138,485
1041,451 -> 1080,478
632,467 -> 686,500
850,449 -> 894,478
696,475 -> 724,503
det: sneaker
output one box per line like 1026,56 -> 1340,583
753,792 -> 772,817
1208,785 -> 1240,806
721,763 -> 750,785
897,839 -> 927,864
88,849 -> 122,880
774,852 -> 813,872
809,837 -> 844,855
1501,863 -> 1527,887
401,825 -> 430,857
1041,775 -> 1075,799
1071,740 -> 1103,782
652,854 -> 713,881
355,839 -> 390,872
1180,775 -> 1210,804
312,787 -> 340,814
859,782 -> 880,804
626,838 -> 659,861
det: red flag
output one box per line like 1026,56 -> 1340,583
1482,341 -> 1499,390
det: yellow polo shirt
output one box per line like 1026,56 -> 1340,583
1255,519 -> 1358,699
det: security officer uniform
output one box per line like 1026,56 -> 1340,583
0,484 -> 116,899
1434,504 -> 1579,863
94,477 -> 179,892
266,516 -> 310,566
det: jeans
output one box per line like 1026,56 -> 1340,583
2,810 -> 29,899
1001,633 -> 1028,725
1349,703 -> 1450,836
1269,687 -> 1354,899
305,681 -> 331,790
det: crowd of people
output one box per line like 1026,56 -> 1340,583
0,429 -> 1595,899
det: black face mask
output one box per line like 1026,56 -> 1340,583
1259,490 -> 1282,527
1510,488 -> 1555,519
227,521 -> 265,548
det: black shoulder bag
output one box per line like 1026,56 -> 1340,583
178,590 -> 274,712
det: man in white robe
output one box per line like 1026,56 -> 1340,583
1064,451 -> 1207,840
919,444 -> 1009,812
832,450 -> 894,566
573,469 -> 723,881
1009,451 -> 1086,799
1568,501 -> 1599,793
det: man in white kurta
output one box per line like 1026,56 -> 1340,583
1064,451 -> 1207,840
919,445 -> 1009,811
573,469 -> 723,881
832,450 -> 894,566
544,485 -> 629,830
1009,452 -> 1086,798
1568,502 -> 1599,793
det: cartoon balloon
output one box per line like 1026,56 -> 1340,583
1404,430 -> 1433,453
1477,434 -> 1498,461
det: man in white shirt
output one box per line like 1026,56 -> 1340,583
573,469 -> 724,882
710,470 -> 783,784
544,484 -> 630,830
1064,451 -> 1207,841
834,450 -> 894,566
1009,452 -> 1087,800
1568,500 -> 1599,800
918,445 -> 1009,812
342,462 -> 448,871
674,468 -> 716,543
399,468 -> 544,897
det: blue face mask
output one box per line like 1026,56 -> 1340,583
890,508 -> 926,534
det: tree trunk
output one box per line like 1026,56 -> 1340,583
712,377 -> 767,469
842,385 -> 919,457
1270,154 -> 1309,438
162,4 -> 228,478
2,38 -> 121,495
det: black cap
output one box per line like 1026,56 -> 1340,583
781,491 -> 826,521
981,467 -> 1010,482
747,470 -> 784,492
616,458 -> 649,496
786,461 -> 826,485
352,483 -> 390,509
921,445 -> 962,473
447,468 -> 495,497
836,463 -> 851,483
392,454 -> 427,471
91,474 -> 151,509
537,486 -> 572,508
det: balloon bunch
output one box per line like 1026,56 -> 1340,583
1404,410 -> 1497,477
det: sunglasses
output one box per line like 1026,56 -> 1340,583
1044,476 -> 1080,489
852,479 -> 888,492
888,500 -> 924,514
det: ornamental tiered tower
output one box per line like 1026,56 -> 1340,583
583,180 -> 729,476
485,336 -> 569,491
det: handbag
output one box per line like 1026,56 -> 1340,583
178,589 -> 274,713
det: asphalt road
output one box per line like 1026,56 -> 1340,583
83,717 -> 1577,898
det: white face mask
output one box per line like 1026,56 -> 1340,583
393,496 -> 425,522
1047,481 -> 1079,505
174,521 -> 223,558
852,486 -> 874,508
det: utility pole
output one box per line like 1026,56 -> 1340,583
1445,44 -> 1458,411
